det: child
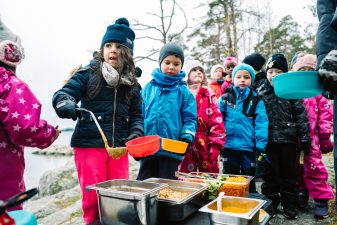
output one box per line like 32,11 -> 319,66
137,42 -> 197,180
292,53 -> 334,219
257,53 -> 311,219
0,19 -> 60,210
52,18 -> 143,224
178,60 -> 225,173
218,63 -> 268,193
209,64 -> 225,98
220,56 -> 238,94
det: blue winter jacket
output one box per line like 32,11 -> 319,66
142,68 -> 197,160
218,86 -> 268,152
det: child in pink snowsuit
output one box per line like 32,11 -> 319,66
179,60 -> 226,173
0,19 -> 60,210
292,53 -> 334,219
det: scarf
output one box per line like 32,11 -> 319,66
151,68 -> 186,86
101,61 -> 134,88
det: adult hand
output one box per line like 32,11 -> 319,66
55,99 -> 78,121
123,129 -> 143,143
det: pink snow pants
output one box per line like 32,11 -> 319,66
74,147 -> 129,224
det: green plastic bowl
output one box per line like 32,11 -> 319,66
273,71 -> 323,99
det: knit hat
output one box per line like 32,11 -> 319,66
243,53 -> 266,71
0,18 -> 24,67
292,53 -> 316,72
159,42 -> 184,66
266,53 -> 288,73
101,18 -> 135,54
183,59 -> 206,85
223,56 -> 238,68
232,63 -> 256,84
210,64 -> 224,78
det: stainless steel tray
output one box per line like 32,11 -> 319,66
145,178 -> 209,222
86,179 -> 167,200
199,196 -> 266,225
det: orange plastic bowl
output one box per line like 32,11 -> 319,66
161,138 -> 189,154
125,135 -> 160,157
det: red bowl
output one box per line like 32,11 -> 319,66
125,135 -> 160,157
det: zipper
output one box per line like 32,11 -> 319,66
112,88 -> 117,147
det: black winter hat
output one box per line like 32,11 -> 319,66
243,53 -> 266,71
266,53 -> 288,72
159,42 -> 184,67
101,18 -> 135,54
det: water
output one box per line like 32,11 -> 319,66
24,131 -> 73,190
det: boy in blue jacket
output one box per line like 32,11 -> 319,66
218,63 -> 268,193
137,42 -> 197,180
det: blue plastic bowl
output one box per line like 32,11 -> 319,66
272,71 -> 323,99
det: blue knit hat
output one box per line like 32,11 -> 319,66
232,63 -> 256,84
159,42 -> 184,66
101,18 -> 135,54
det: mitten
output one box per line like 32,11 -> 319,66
319,133 -> 333,154
179,133 -> 193,144
256,149 -> 271,164
318,50 -> 337,93
123,129 -> 143,143
55,98 -> 78,121
300,141 -> 311,155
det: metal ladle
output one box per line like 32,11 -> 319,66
75,108 -> 127,159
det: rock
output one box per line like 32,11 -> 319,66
32,145 -> 73,156
38,159 -> 78,196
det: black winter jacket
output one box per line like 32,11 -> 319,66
52,65 -> 143,148
316,0 -> 337,66
255,79 -> 310,145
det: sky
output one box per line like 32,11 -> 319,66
0,0 -> 317,129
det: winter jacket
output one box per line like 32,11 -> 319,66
316,0 -> 337,66
142,68 -> 197,160
255,79 -> 310,145
52,65 -> 143,148
0,67 -> 57,207
208,80 -> 222,99
218,86 -> 268,152
179,86 -> 226,173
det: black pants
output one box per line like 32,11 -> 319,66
136,155 -> 180,180
261,143 -> 299,208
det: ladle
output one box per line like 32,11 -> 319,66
217,191 -> 224,211
75,108 -> 127,159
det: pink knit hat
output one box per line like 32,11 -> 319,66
292,53 -> 316,72
223,56 -> 238,68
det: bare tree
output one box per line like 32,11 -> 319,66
132,0 -> 188,62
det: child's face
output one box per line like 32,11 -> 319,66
189,68 -> 205,85
225,63 -> 236,76
103,42 -> 120,69
160,55 -> 182,76
267,68 -> 284,86
233,70 -> 251,90
213,68 -> 224,80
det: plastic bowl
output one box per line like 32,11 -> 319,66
273,71 -> 323,99
161,138 -> 189,154
126,135 -> 160,157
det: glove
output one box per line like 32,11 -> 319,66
319,133 -> 333,154
123,129 -> 143,143
299,141 -> 311,155
318,50 -> 337,93
179,133 -> 193,144
55,99 -> 78,121
256,149 -> 270,164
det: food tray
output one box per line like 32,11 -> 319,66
176,172 -> 252,198
144,178 -> 209,222
199,196 -> 266,225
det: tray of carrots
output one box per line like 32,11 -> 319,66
175,172 -> 252,200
